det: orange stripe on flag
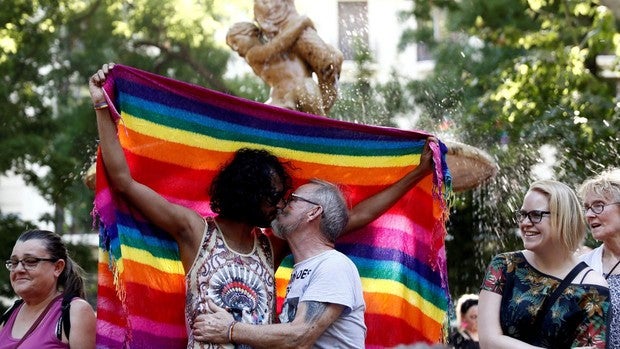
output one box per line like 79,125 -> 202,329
364,291 -> 443,339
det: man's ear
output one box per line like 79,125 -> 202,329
307,205 -> 323,221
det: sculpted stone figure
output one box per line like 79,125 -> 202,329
254,0 -> 343,112
227,17 -> 330,116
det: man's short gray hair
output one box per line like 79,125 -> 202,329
307,179 -> 349,242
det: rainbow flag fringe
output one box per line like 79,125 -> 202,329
94,64 -> 452,348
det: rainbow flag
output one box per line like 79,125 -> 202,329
94,64 -> 452,348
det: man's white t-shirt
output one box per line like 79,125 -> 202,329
279,249 -> 367,348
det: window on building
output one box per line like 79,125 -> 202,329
417,7 -> 446,61
417,43 -> 433,61
338,1 -> 369,61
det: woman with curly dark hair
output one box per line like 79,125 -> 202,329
90,63 -> 436,348
209,147 -> 293,230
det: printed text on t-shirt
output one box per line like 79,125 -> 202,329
292,268 -> 312,279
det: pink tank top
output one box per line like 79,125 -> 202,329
0,296 -> 68,349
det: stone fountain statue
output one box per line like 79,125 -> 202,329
226,0 -> 343,116
223,1 -> 499,191
85,2 -> 498,192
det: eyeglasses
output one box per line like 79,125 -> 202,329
514,210 -> 551,224
583,202 -> 620,215
5,257 -> 58,271
287,193 -> 321,207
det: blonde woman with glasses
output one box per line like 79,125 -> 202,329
578,168 -> 620,348
478,180 -> 610,348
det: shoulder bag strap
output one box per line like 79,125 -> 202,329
531,262 -> 589,331
500,254 -> 517,308
55,293 -> 73,340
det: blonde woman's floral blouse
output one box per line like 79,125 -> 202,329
481,252 -> 610,348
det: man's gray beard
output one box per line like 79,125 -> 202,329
271,216 -> 302,239
271,218 -> 285,239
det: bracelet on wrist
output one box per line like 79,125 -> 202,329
228,321 -> 237,344
94,101 -> 109,110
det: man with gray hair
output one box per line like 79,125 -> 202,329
193,179 -> 366,348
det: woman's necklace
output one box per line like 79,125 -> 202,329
606,258 -> 620,280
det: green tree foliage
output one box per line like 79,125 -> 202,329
0,0 -> 249,302
0,0 -> 250,232
400,0 -> 619,298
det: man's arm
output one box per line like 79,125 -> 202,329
246,16 -> 313,64
193,300 -> 343,349
344,136 -> 436,234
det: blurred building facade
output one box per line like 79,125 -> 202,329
296,0 -> 436,82
224,0 -> 438,83
0,169 -> 53,231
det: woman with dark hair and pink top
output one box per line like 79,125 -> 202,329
0,229 -> 96,348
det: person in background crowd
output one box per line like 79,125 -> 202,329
0,229 -> 96,348
448,294 -> 479,349
478,180 -> 610,348
578,167 -> 620,348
